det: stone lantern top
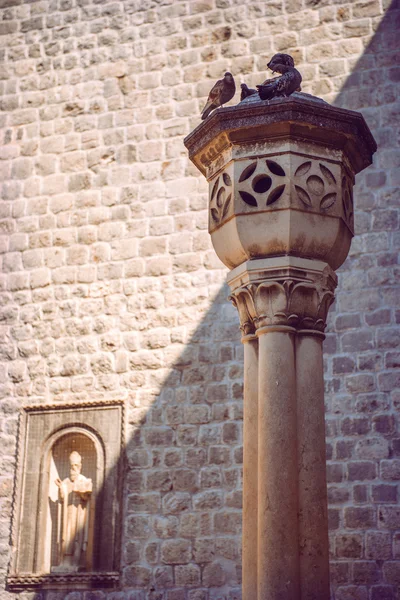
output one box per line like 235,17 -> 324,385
184,92 -> 377,179
184,92 -> 377,272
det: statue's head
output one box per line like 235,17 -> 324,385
69,451 -> 82,481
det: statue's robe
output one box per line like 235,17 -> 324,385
53,474 -> 92,572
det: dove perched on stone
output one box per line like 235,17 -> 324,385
201,72 -> 236,120
257,54 -> 302,101
266,53 -> 295,75
240,83 -> 257,101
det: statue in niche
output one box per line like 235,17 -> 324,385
52,451 -> 93,573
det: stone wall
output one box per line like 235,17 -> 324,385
0,0 -> 399,599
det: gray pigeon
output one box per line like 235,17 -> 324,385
267,53 -> 295,74
240,83 -> 257,101
257,55 -> 302,100
201,72 -> 236,120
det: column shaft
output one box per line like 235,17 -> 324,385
242,335 -> 259,600
296,333 -> 330,600
257,328 -> 300,600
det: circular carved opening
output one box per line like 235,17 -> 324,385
306,175 -> 324,195
252,175 -> 272,194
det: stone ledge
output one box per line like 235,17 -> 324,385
227,255 -> 337,289
22,398 -> 125,412
184,93 -> 377,176
6,571 -> 119,591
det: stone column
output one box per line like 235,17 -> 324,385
242,333 -> 258,600
184,93 -> 376,600
228,257 -> 337,600
256,326 -> 298,599
229,291 -> 259,600
296,332 -> 330,599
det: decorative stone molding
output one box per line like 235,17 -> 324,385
228,256 -> 337,336
341,173 -> 355,231
185,90 -> 376,600
7,572 -> 119,591
22,399 -> 125,412
209,155 -> 347,232
185,94 -> 376,178
7,400 -> 125,591
230,279 -> 335,335
185,94 -> 376,272
210,170 -> 233,227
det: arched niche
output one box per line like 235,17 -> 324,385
36,426 -> 105,575
8,400 -> 123,590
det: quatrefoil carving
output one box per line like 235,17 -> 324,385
294,161 -> 337,211
237,159 -> 286,209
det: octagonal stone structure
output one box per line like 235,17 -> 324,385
184,93 -> 377,271
185,92 -> 377,600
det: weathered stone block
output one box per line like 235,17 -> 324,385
161,540 -> 191,565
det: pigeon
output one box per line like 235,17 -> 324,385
256,55 -> 302,101
267,53 -> 295,74
240,83 -> 257,101
201,72 -> 236,120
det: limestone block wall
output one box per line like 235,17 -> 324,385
0,1 -> 398,599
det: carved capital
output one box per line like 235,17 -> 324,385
229,287 -> 257,336
228,257 -> 337,337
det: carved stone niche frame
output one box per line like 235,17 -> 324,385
7,400 -> 125,591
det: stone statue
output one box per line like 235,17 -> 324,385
52,451 -> 92,573
201,72 -> 236,119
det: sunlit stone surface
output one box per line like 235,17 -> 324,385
185,93 -> 376,600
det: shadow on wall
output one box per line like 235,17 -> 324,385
117,3 -> 400,598
13,283 -> 244,599
10,2 -> 399,599
326,1 -> 400,598
120,283 -> 244,597
334,0 -> 399,116
333,0 -> 399,199
328,0 -> 399,289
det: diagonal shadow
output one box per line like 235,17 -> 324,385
120,283 -> 244,597
323,2 -> 400,598
118,4 -> 399,597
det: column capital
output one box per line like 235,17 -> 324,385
228,256 -> 337,335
